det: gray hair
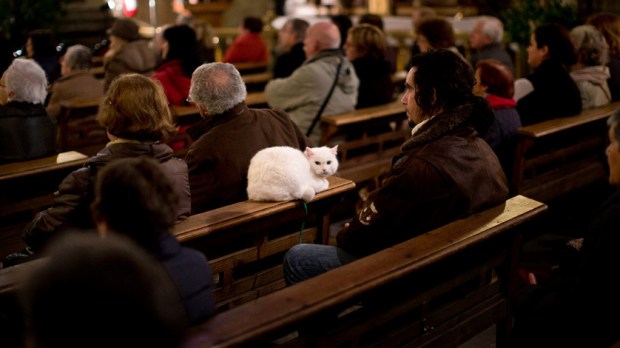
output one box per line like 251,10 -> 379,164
609,108 -> 620,147
479,16 -> 504,45
6,58 -> 48,104
288,18 -> 310,42
64,44 -> 93,70
189,62 -> 246,115
571,24 -> 609,66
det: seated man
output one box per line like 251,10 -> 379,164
284,49 -> 509,285
186,62 -> 311,213
469,16 -> 514,73
272,18 -> 309,78
265,21 -> 359,144
46,44 -> 104,119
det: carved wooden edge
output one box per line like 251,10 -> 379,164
172,176 -> 355,242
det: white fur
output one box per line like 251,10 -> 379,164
247,145 -> 339,202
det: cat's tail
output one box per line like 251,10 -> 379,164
298,186 -> 315,202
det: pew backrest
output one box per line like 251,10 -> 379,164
57,97 -> 106,154
184,195 -> 547,347
320,100 -> 409,185
173,176 -> 356,311
511,101 -> 620,202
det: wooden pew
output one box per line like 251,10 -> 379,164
242,72 -> 272,92
184,195 -> 547,347
173,176 -> 355,311
0,177 -> 355,316
233,61 -> 268,74
0,151 -> 88,258
57,97 -> 107,155
320,100 -> 409,185
511,101 -> 620,202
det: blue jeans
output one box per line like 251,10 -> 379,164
283,244 -> 359,285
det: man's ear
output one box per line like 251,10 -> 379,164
197,104 -> 208,118
541,45 -> 550,59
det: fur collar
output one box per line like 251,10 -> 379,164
401,103 -> 475,151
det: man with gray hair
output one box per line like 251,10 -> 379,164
265,21 -> 359,144
46,44 -> 104,119
469,16 -> 514,73
185,62 -> 311,213
0,58 -> 56,162
272,18 -> 309,78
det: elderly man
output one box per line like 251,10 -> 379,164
46,44 -> 104,119
0,58 -> 56,162
469,16 -> 514,73
265,21 -> 359,144
186,62 -> 311,213
272,18 -> 309,78
283,49 -> 509,285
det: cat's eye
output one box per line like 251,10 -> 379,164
315,161 -> 320,165
327,161 -> 331,164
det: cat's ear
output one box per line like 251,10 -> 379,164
330,145 -> 338,155
305,147 -> 314,157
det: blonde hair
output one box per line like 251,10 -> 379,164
347,24 -> 387,60
97,74 -> 177,141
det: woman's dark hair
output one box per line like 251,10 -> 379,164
162,25 -> 201,77
534,23 -> 577,67
91,157 -> 180,256
28,29 -> 57,57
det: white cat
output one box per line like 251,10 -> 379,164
247,145 -> 339,202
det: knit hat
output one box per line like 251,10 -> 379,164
108,19 -> 140,42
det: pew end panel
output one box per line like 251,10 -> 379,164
184,195 -> 548,348
173,176 -> 356,311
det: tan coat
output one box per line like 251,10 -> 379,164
46,71 -> 104,119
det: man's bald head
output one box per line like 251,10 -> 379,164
303,21 -> 341,58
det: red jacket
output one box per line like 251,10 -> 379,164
223,32 -> 268,64
152,60 -> 191,106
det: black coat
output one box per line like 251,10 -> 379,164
272,42 -> 306,79
352,55 -> 393,109
0,101 -> 56,162
517,59 -> 582,125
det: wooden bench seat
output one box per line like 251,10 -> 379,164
173,176 -> 355,311
320,100 -> 409,185
184,195 -> 547,347
511,101 -> 620,202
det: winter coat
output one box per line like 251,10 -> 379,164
470,43 -> 514,73
483,94 -> 522,177
265,49 -> 359,144
104,40 -> 157,91
0,101 -> 56,162
23,142 -> 190,251
272,42 -> 306,79
185,102 -> 311,214
223,32 -> 269,64
152,60 -> 192,106
607,55 -> 620,101
516,59 -> 582,125
337,101 -> 509,257
159,232 -> 215,324
570,65 -> 612,109
46,71 -> 104,119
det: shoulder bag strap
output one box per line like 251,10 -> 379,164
306,56 -> 344,137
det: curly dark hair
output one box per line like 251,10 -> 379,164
534,23 -> 576,67
409,48 -> 475,117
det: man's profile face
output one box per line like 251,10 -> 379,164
401,68 -> 425,126
303,27 -> 318,58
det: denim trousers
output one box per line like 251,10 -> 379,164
283,243 -> 359,285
